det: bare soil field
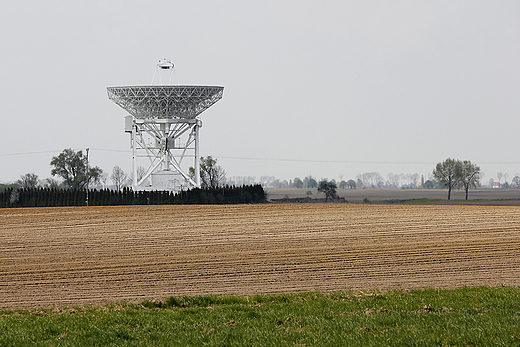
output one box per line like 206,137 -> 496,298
1,203 -> 520,309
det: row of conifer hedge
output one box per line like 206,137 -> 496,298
0,184 -> 266,208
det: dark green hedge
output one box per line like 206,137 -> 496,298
0,185 -> 266,208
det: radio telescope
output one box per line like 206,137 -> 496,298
107,60 -> 224,192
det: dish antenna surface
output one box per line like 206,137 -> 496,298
107,60 -> 224,192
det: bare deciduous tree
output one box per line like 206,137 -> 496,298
409,173 -> 419,187
228,176 -> 256,186
111,166 -> 127,191
100,172 -> 109,189
17,173 -> 39,189
356,172 -> 384,188
189,156 -> 227,188
136,166 -> 146,182
42,177 -> 61,189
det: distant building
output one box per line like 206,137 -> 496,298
492,182 -> 501,188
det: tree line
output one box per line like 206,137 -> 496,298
13,150 -> 231,192
5,148 -> 518,203
0,184 -> 266,208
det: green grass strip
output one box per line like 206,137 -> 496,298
1,286 -> 519,346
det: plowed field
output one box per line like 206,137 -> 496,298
1,204 -> 519,309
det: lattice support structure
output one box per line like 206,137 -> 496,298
107,85 -> 224,192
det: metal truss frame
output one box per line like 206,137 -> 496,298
128,117 -> 201,191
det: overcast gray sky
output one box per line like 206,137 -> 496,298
1,1 -> 519,184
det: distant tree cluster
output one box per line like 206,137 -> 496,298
266,175 -> 318,189
432,158 -> 481,200
228,176 -> 256,186
356,172 -> 384,188
386,173 -> 420,188
261,172 -> 440,190
485,172 -> 520,188
303,176 -> 318,188
338,179 -> 356,189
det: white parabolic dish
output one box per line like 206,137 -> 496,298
106,85 -> 224,120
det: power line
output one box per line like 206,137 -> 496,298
0,148 -> 131,157
1,150 -> 519,166
0,150 -> 63,157
216,156 -> 433,164
217,156 -> 520,166
89,148 -> 131,153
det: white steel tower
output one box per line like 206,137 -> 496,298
107,60 -> 224,192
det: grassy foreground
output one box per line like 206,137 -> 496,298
1,287 -> 519,346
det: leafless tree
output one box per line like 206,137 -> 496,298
357,172 -> 383,188
190,156 -> 227,188
100,172 -> 109,189
17,173 -> 39,189
111,166 -> 127,191
387,173 -> 399,187
229,176 -> 256,186
409,173 -> 419,187
136,166 -> 146,182
42,177 -> 61,189
259,176 -> 276,187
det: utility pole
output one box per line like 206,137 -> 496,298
86,148 -> 89,207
